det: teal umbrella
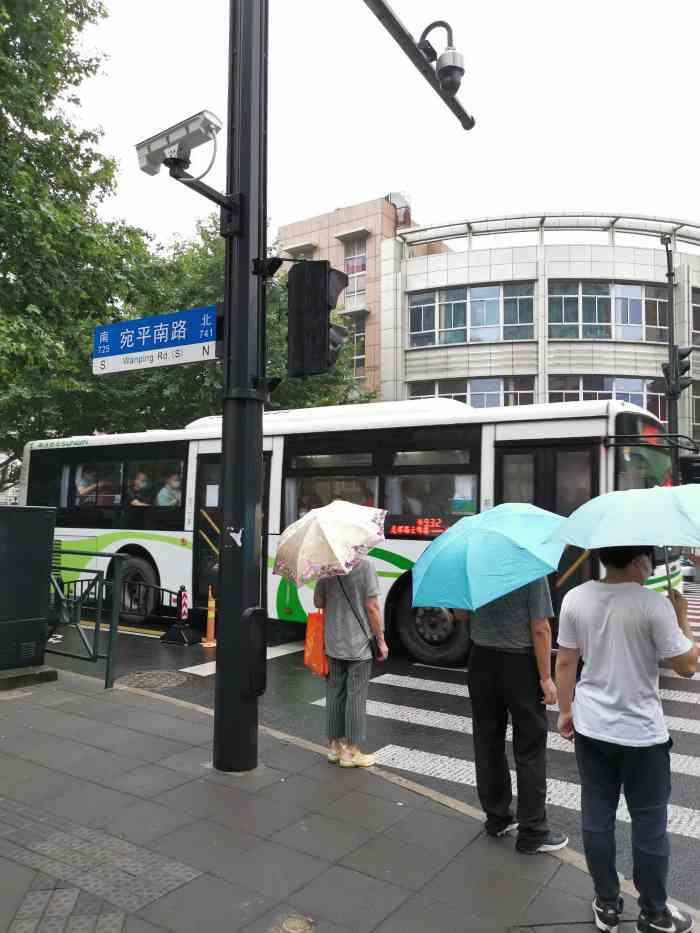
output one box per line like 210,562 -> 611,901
411,502 -> 566,611
548,485 -> 700,550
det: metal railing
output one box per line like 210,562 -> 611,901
48,548 -> 125,688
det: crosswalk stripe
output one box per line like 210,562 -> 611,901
181,640 -> 304,676
314,697 -> 700,776
373,745 -> 700,841
373,672 -> 700,710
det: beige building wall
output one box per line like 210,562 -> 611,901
278,194 -> 412,393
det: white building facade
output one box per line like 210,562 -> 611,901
379,212 -> 700,446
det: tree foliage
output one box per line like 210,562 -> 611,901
0,0 -> 156,463
0,5 -> 369,487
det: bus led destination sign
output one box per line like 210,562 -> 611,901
92,305 -> 217,374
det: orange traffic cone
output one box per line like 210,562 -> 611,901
202,585 -> 217,647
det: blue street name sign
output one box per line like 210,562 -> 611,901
92,305 -> 217,375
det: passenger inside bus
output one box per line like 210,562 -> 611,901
75,467 -> 98,503
156,473 -> 182,507
128,471 -> 152,507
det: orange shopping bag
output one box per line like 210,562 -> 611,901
304,609 -> 329,677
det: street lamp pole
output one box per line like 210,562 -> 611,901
213,0 -> 268,772
662,235 -> 680,486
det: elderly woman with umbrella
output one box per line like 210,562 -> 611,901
274,500 -> 388,768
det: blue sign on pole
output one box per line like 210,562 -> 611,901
92,305 -> 218,375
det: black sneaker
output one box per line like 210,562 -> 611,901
637,904 -> 693,933
516,830 -> 568,854
593,896 -> 623,933
486,821 -> 518,838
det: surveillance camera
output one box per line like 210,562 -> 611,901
135,110 -> 222,176
436,48 -> 465,97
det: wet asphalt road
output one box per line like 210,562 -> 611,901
45,618 -> 700,911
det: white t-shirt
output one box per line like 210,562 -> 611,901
558,581 -> 693,746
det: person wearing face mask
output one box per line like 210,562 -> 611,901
556,546 -> 698,933
156,472 -> 182,507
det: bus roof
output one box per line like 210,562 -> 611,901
27,398 -> 655,450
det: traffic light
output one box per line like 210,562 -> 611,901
287,260 -> 349,377
662,345 -> 693,398
676,345 -> 693,394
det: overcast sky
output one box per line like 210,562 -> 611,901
77,0 -> 700,246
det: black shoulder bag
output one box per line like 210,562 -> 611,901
337,577 -> 381,661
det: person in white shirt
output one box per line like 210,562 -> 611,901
556,545 -> 698,933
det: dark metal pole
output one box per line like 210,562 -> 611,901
213,0 -> 268,772
361,0 -> 475,130
663,237 -> 680,485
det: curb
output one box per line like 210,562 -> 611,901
112,679 -> 700,923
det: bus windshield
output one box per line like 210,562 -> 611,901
615,412 -> 672,491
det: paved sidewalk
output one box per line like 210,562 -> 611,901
0,672 -> 682,933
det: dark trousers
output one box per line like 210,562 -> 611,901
467,645 -> 549,846
575,731 -> 671,915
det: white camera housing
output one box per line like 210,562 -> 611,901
136,110 -> 223,176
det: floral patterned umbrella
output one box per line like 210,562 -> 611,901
273,500 -> 387,585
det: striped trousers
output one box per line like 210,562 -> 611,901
326,657 -> 373,746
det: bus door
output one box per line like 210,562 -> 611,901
494,442 -> 598,615
192,453 -> 270,609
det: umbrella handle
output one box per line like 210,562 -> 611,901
664,546 -> 673,596
556,550 -> 591,589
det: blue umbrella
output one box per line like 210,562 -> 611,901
547,484 -> 700,550
411,502 -> 566,611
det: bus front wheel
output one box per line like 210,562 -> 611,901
394,585 -> 471,666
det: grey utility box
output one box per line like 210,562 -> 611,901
0,505 -> 56,670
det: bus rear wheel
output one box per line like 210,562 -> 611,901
118,556 -> 158,625
394,584 -> 471,666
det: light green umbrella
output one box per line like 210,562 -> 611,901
548,484 -> 700,591
548,485 -> 700,550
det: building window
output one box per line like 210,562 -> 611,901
408,283 -> 535,347
469,286 -> 501,342
582,281 -> 612,339
548,281 -> 580,339
344,236 -> 367,311
436,379 -> 468,403
548,375 -> 581,403
408,376 -> 535,407
409,292 -> 436,347
406,380 -> 436,399
645,378 -> 667,423
694,381 -> 700,440
467,377 -> 502,407
504,375 -> 535,406
614,284 -> 643,341
549,280 -> 668,342
548,375 -> 666,421
692,288 -> 700,347
439,288 -> 468,344
350,317 -> 366,378
645,285 -> 668,343
503,283 -> 535,340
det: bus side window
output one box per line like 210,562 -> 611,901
284,476 -> 378,525
74,462 -> 123,507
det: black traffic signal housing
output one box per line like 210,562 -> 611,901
287,260 -> 349,377
663,345 -> 693,399
676,345 -> 693,395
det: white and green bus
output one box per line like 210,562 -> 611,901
19,398 -> 675,664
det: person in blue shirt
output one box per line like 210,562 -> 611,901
156,473 -> 181,507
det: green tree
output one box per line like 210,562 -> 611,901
0,0 -> 368,479
0,0 -> 156,466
